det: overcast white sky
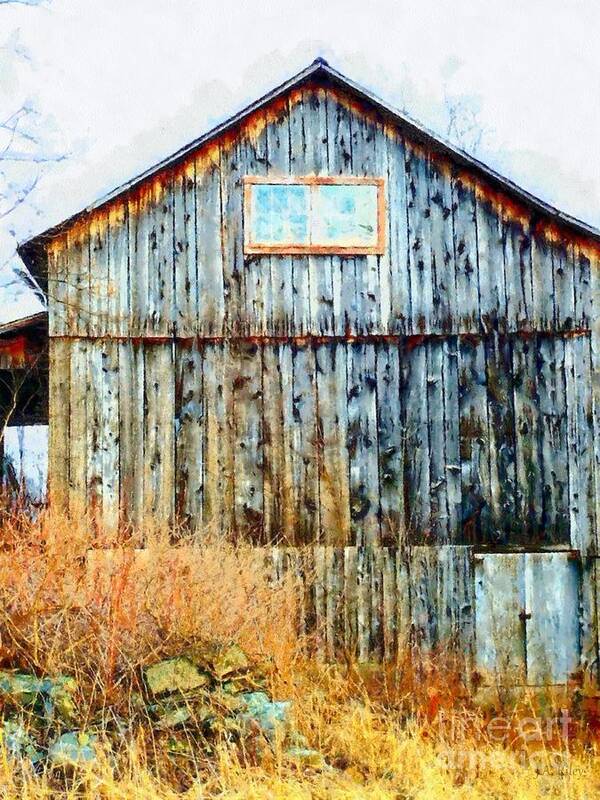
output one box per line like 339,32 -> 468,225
1,0 -> 599,323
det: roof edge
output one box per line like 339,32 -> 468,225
0,311 -> 47,338
320,61 -> 600,242
18,57 -> 600,278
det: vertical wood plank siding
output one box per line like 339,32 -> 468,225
45,79 -> 600,673
47,81 -> 599,549
46,86 -> 598,342
55,333 -> 593,550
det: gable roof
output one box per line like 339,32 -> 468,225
17,58 -> 600,280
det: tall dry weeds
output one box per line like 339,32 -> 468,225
0,506 -> 302,712
0,505 -> 599,797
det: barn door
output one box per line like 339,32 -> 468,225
524,553 -> 581,684
475,552 -> 580,685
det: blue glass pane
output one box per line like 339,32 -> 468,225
312,184 -> 378,246
250,184 -> 309,245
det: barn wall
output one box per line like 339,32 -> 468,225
46,83 -> 596,341
43,78 -> 600,680
45,81 -> 600,545
48,333 -> 596,554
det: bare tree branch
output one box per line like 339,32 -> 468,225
444,92 -> 491,156
0,1 -> 64,236
0,1 -> 47,6
0,151 -> 67,163
0,174 -> 39,219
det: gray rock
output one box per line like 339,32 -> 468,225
145,658 -> 210,696
48,731 -> 97,767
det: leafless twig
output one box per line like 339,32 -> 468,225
0,1 -> 47,6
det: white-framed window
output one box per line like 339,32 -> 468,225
243,176 -> 385,255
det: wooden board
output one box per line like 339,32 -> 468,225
326,91 -> 356,338
530,227 -> 554,333
107,200 -> 128,337
384,125 -> 410,335
316,343 -> 351,544
149,174 -> 175,336
405,143 -> 433,334
287,91 -> 311,335
118,340 -> 144,529
241,122 -> 270,335
375,343 -> 404,544
574,245 -> 593,330
202,343 -> 235,535
143,344 -> 175,530
66,223 -> 90,337
476,191 -> 506,333
48,338 -> 70,510
303,86 -> 335,336
88,216 -> 109,338
590,246 -> 600,566
261,344 -> 294,542
459,336 -> 490,543
265,102 -> 294,336
46,237 -> 65,338
537,336 -> 570,544
231,342 -> 264,541
196,146 -> 225,336
173,160 -> 198,336
290,344 -> 319,544
101,340 -> 120,534
452,173 -> 479,333
551,236 -> 575,332
427,340 -> 451,542
175,341 -> 204,530
85,341 -> 103,528
347,343 -> 380,546
485,333 -> 517,542
429,158 -> 456,333
350,108 -> 379,334
411,545 -> 474,658
525,552 -> 580,685
443,338 -> 462,543
475,553 -> 526,685
67,339 -> 87,516
581,557 -> 599,680
512,336 -> 544,542
402,340 -> 430,541
565,335 -> 596,556
128,186 -> 149,337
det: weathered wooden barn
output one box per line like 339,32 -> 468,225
17,60 -> 600,683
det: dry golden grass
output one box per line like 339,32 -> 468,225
0,505 -> 598,798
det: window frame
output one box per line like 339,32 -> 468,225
243,175 -> 386,256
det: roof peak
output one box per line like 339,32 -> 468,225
17,58 -> 600,268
